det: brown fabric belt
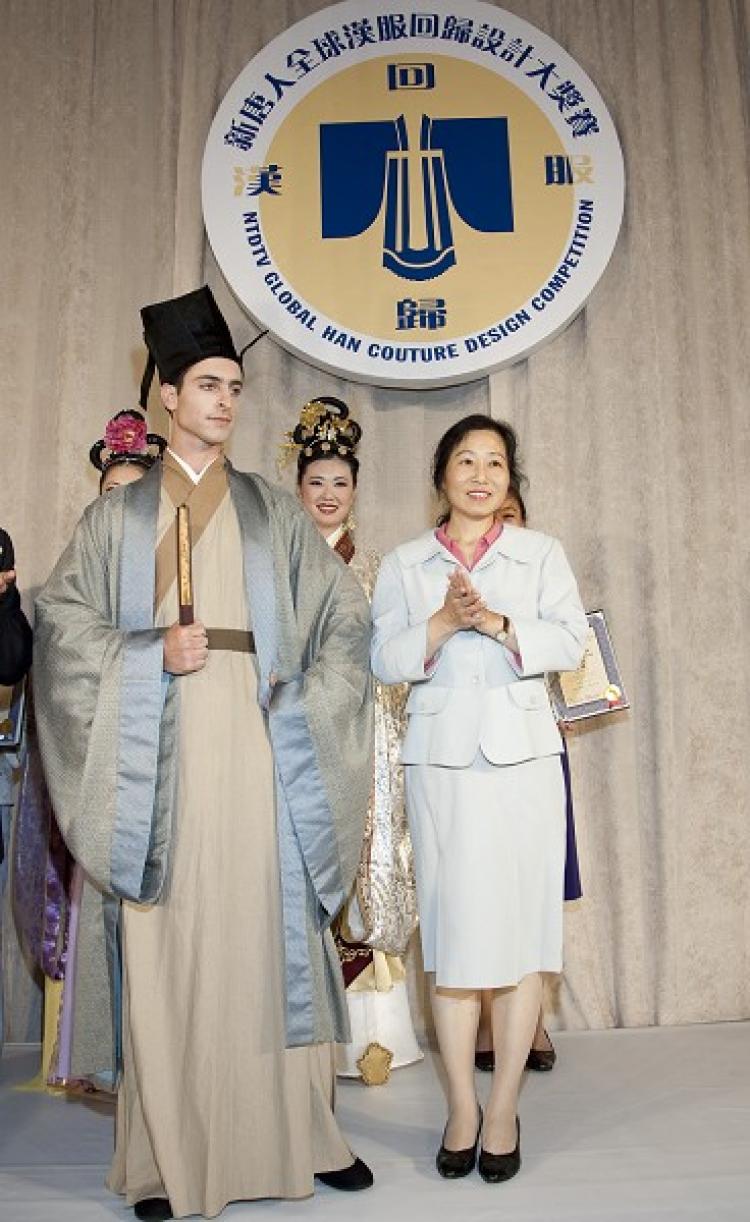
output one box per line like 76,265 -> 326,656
206,629 -> 256,653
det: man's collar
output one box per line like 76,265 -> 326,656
166,447 -> 220,485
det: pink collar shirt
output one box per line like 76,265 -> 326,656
435,520 -> 503,570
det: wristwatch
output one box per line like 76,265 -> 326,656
494,615 -> 509,644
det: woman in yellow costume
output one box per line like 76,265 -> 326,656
282,397 -> 422,1084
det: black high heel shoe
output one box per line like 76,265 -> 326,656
474,1049 -> 495,1072
436,1106 -> 483,1179
478,1116 -> 521,1183
526,1029 -> 556,1072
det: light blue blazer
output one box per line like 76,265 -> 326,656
371,526 -> 588,768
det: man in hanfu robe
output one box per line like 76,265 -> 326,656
34,287 -> 375,1220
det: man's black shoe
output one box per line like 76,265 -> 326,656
316,1156 -> 374,1191
134,1199 -> 173,1220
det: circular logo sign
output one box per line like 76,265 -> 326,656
203,0 -> 624,387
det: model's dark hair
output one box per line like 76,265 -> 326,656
167,360 -> 241,396
432,414 -> 524,524
98,455 -> 153,493
505,482 -> 528,524
296,448 -> 359,486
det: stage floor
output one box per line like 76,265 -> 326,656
1,1023 -> 748,1221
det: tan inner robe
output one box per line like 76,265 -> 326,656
108,470 -> 351,1218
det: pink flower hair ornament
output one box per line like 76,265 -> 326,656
89,410 -> 167,474
105,411 -> 148,454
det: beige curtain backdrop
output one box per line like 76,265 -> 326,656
1,0 -> 748,1040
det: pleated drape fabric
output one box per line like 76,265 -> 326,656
1,0 -> 748,1040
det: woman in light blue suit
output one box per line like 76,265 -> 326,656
371,415 -> 587,1184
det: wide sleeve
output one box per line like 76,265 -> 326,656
269,503 -> 374,921
509,538 -> 588,677
33,502 -> 174,903
370,550 -> 433,684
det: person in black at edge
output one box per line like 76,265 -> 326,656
0,529 -> 33,867
0,529 -> 33,688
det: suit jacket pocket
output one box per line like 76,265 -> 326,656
402,686 -> 478,765
506,679 -> 549,712
480,682 -> 561,765
405,684 -> 452,716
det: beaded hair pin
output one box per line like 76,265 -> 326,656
277,396 -> 362,472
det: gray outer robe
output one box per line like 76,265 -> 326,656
34,462 -> 373,1080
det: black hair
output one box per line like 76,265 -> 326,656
98,455 -> 153,493
432,414 -> 524,524
160,367 -> 190,400
292,396 -> 361,487
504,483 -> 528,524
296,448 -> 359,487
168,356 -> 243,397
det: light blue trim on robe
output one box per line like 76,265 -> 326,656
274,770 -> 315,1044
118,464 -> 159,626
227,466 -> 278,707
112,466 -> 171,902
102,892 -> 121,1078
228,467 -> 347,1045
229,471 -> 310,1038
268,680 -> 345,923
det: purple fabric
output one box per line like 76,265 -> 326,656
50,862 -> 84,1082
41,818 -> 72,977
561,740 -> 583,901
12,693 -> 74,979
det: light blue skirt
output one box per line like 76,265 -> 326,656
405,751 -> 566,988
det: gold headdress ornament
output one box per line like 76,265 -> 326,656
277,396 -> 362,473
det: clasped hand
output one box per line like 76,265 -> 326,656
441,568 -> 487,630
163,621 -> 208,674
427,569 -> 509,659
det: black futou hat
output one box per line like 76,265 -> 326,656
139,286 -> 241,408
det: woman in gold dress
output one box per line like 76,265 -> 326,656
284,397 -> 422,1084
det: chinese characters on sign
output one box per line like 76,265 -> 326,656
233,164 -> 284,196
397,297 -> 448,329
223,12 -> 600,151
203,1 -> 624,386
